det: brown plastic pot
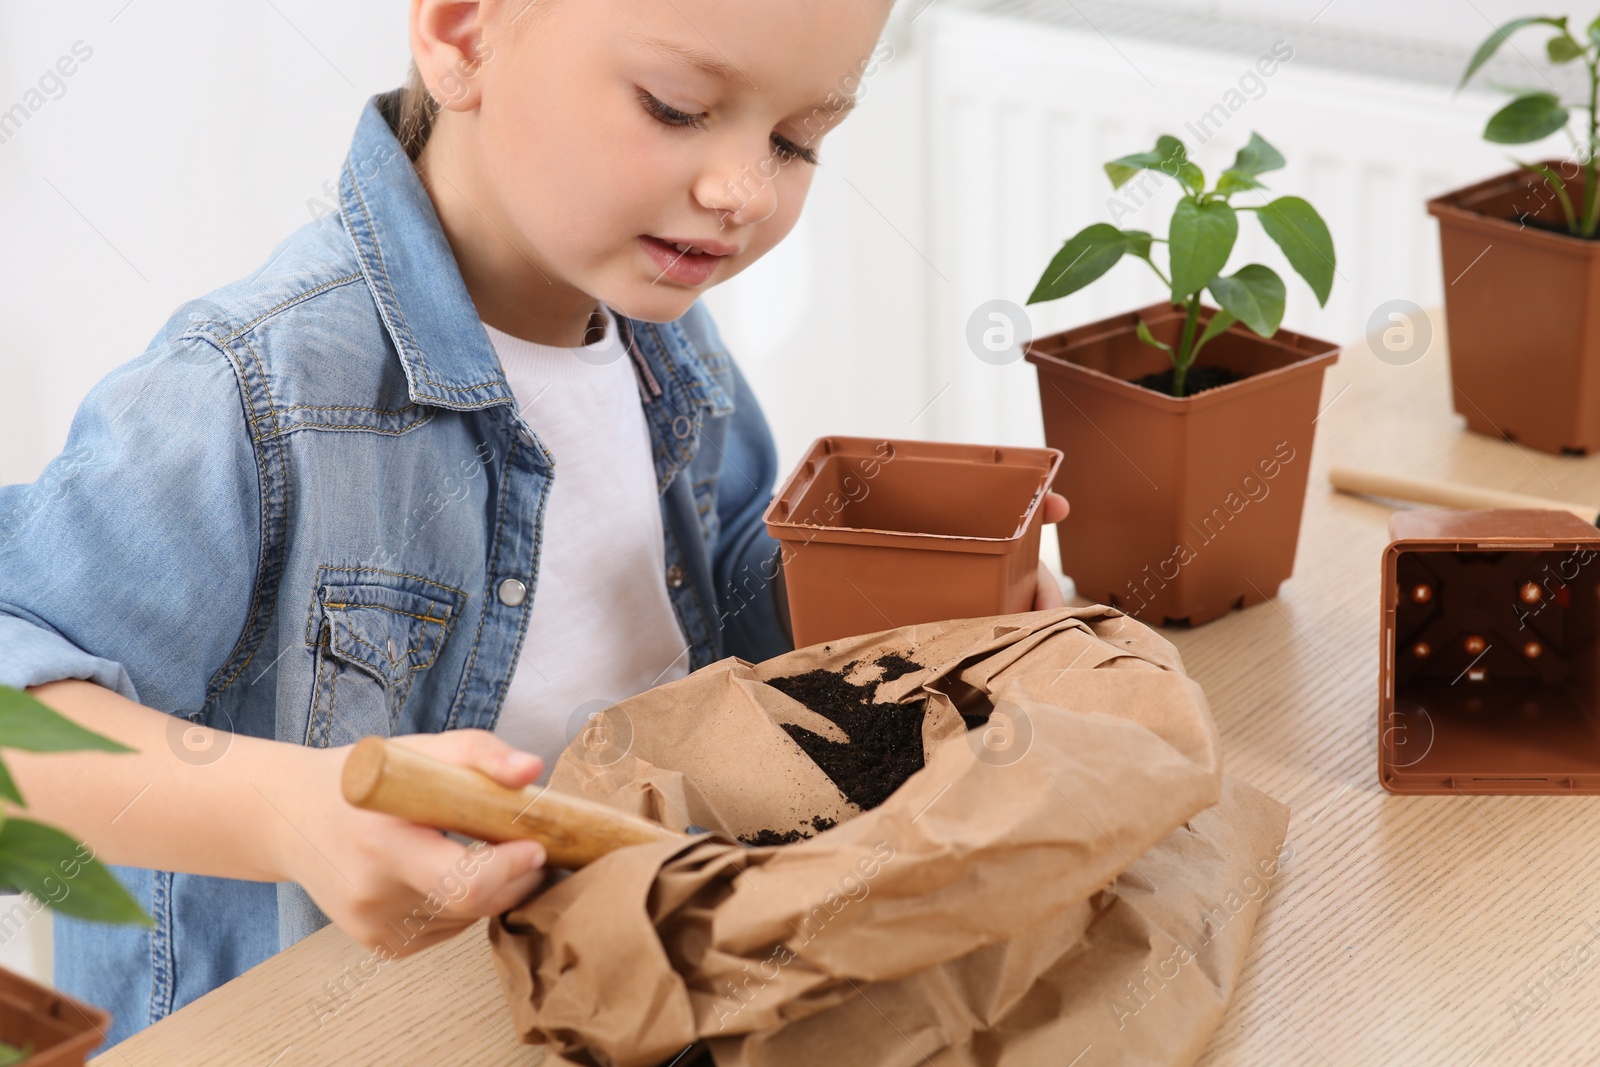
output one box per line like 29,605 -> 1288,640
0,964 -> 110,1066
1379,508 -> 1600,795
1025,301 -> 1339,627
1428,161 -> 1600,454
762,436 -> 1063,648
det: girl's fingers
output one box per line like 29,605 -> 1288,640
1041,491 -> 1070,524
390,828 -> 546,926
390,728 -> 544,789
1033,559 -> 1066,610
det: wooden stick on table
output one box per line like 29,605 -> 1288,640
1327,465 -> 1600,523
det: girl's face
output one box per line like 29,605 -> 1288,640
431,0 -> 893,326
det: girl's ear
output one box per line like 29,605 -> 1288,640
411,0 -> 494,112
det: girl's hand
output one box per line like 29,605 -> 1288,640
271,729 -> 549,957
1032,491 -> 1070,611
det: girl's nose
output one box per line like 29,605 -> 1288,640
695,147 -> 781,228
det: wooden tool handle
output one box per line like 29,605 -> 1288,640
340,737 -> 685,869
1328,466 -> 1597,522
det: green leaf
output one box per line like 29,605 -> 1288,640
1229,132 -> 1286,178
1590,14 -> 1600,50
1122,229 -> 1153,261
1168,199 -> 1238,301
1027,224 -> 1129,304
0,819 -> 152,926
0,759 -> 22,808
1256,196 -> 1336,306
1461,17 -> 1567,88
1513,157 -> 1578,231
1484,92 -> 1570,144
0,686 -> 135,755
1548,34 -> 1584,63
1209,265 -> 1286,338
1215,170 -> 1266,197
1105,134 -> 1196,191
1190,308 -> 1239,360
1135,318 -> 1172,353
0,1039 -> 33,1066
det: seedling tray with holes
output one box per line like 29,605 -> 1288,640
1380,509 -> 1600,794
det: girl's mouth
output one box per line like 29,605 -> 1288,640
639,235 -> 733,286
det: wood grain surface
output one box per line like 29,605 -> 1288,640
91,319 -> 1600,1065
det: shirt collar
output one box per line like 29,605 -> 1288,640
338,91 -> 732,426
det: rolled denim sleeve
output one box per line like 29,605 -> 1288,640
711,356 -> 793,662
0,334 -> 261,712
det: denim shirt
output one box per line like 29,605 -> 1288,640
0,90 -> 791,1047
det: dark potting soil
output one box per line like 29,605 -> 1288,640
1513,211 -> 1600,240
737,815 -> 839,849
768,654 -> 929,812
739,828 -> 809,847
874,652 -> 922,682
1131,364 -> 1244,397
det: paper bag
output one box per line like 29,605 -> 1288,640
487,607 -> 1289,1067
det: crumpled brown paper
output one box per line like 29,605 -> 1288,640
487,607 -> 1289,1067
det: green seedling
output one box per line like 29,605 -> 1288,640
1462,14 -> 1600,237
1027,132 -> 1335,397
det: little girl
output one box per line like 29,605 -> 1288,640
0,0 -> 1064,1050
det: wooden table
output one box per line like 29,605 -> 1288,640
91,321 -> 1600,1065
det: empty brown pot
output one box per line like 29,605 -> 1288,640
1380,508 -> 1600,795
762,436 -> 1062,648
1428,161 -> 1600,454
1025,301 -> 1339,627
0,964 -> 110,1066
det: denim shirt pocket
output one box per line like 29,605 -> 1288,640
302,567 -> 466,747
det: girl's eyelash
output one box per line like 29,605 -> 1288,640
637,88 -> 821,167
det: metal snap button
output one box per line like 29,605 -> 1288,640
517,426 -> 535,447
386,636 -> 399,663
498,577 -> 528,606
666,564 -> 685,589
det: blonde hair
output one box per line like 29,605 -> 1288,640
396,1 -> 549,161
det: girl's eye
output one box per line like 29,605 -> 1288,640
772,134 -> 820,167
638,88 -> 821,167
638,88 -> 708,130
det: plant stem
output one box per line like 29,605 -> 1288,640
1173,296 -> 1200,398
1584,56 -> 1599,238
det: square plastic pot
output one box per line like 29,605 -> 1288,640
762,436 -> 1063,649
1025,301 -> 1339,627
0,964 -> 110,1066
1428,161 -> 1600,454
1380,508 -> 1600,795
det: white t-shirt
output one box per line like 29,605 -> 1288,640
483,304 -> 690,780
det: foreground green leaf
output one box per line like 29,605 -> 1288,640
1257,196 -> 1336,306
0,819 -> 152,926
0,686 -> 135,755
1028,224 -> 1130,303
1209,265 -> 1286,337
0,759 -> 21,808
1484,92 -> 1569,144
1169,199 -> 1238,301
